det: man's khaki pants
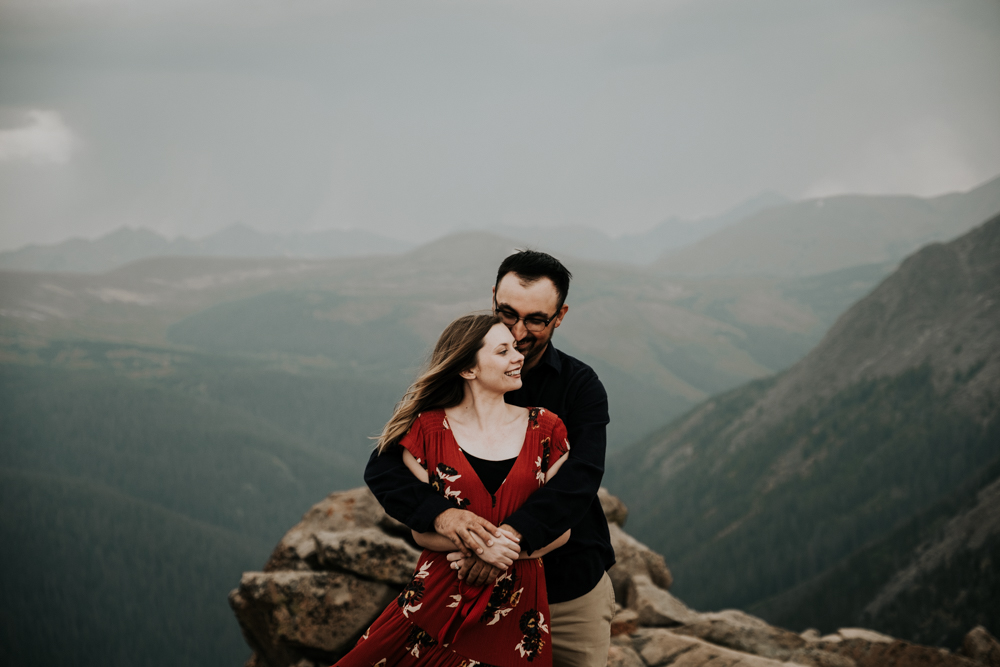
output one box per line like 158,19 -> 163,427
550,571 -> 615,667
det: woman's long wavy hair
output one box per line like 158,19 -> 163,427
374,312 -> 501,453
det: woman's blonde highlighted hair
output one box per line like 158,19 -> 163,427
374,312 -> 501,453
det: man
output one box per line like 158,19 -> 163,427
364,250 -> 615,665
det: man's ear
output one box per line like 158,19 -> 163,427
491,285 -> 496,302
553,304 -> 569,329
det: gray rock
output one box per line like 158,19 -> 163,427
612,608 -> 641,637
632,628 -> 811,666
313,527 -> 419,585
600,487 -> 629,526
265,487 -> 390,572
672,610 -> 855,667
816,635 -> 981,667
229,570 -> 396,666
609,523 -> 674,602
607,644 -> 646,667
626,575 -> 699,627
962,626 -> 1000,667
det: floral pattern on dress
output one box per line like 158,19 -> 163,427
405,625 -> 437,657
534,437 -> 552,486
480,570 -> 524,626
429,462 -> 471,508
398,560 -> 433,618
457,660 -> 500,667
526,408 -> 544,429
514,609 -> 549,661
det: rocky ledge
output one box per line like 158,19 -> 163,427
230,488 -> 1000,667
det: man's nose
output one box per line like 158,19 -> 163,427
510,319 -> 529,341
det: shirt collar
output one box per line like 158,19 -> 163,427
536,341 -> 562,374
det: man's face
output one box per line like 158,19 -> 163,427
492,272 -> 568,372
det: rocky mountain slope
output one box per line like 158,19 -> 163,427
608,212 -> 1000,632
230,487 -> 1000,667
655,174 -> 1000,277
751,460 -> 1000,648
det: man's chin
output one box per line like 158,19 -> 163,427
517,341 -> 545,369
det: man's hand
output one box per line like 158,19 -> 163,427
447,552 -> 502,587
499,523 -> 522,543
434,508 -> 502,557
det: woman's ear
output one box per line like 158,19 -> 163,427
460,368 -> 477,380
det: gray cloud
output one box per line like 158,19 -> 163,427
0,0 -> 998,249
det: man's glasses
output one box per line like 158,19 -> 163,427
494,306 -> 558,333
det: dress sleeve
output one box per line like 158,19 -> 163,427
549,414 -> 570,461
397,414 -> 427,467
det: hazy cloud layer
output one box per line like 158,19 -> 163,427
0,0 -> 998,249
0,110 -> 75,164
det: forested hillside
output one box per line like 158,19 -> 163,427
750,458 -> 1000,647
0,345 -> 403,666
608,213 -> 1000,644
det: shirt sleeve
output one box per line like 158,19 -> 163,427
504,369 -> 609,554
363,416 -> 454,534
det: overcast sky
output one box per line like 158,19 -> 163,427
0,0 -> 998,250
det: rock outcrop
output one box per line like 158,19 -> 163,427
231,487 -> 999,667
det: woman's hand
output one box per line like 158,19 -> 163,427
476,530 -> 520,569
433,508 -> 503,557
447,552 -> 502,586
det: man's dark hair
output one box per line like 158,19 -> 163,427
495,249 -> 573,309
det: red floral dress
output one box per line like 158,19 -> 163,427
334,407 -> 569,667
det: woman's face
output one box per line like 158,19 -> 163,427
468,323 -> 524,394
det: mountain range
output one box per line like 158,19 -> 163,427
0,225 -> 415,274
3,176 -> 996,277
0,192 -> 788,273
655,174 -> 1000,276
607,212 -> 1000,646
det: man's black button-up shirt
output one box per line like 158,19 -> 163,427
363,342 -> 616,604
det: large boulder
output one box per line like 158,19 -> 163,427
231,488 -> 419,667
313,528 -> 418,586
229,571 -> 396,665
670,610 -> 854,667
630,628 -> 811,667
264,487 -> 410,572
626,575 -> 699,627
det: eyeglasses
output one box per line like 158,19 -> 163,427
494,305 -> 559,333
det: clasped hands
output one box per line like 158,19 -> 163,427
433,508 -> 522,587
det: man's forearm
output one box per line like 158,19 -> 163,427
504,452 -> 603,552
364,445 -> 453,533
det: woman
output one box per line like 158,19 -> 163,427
335,313 -> 571,667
